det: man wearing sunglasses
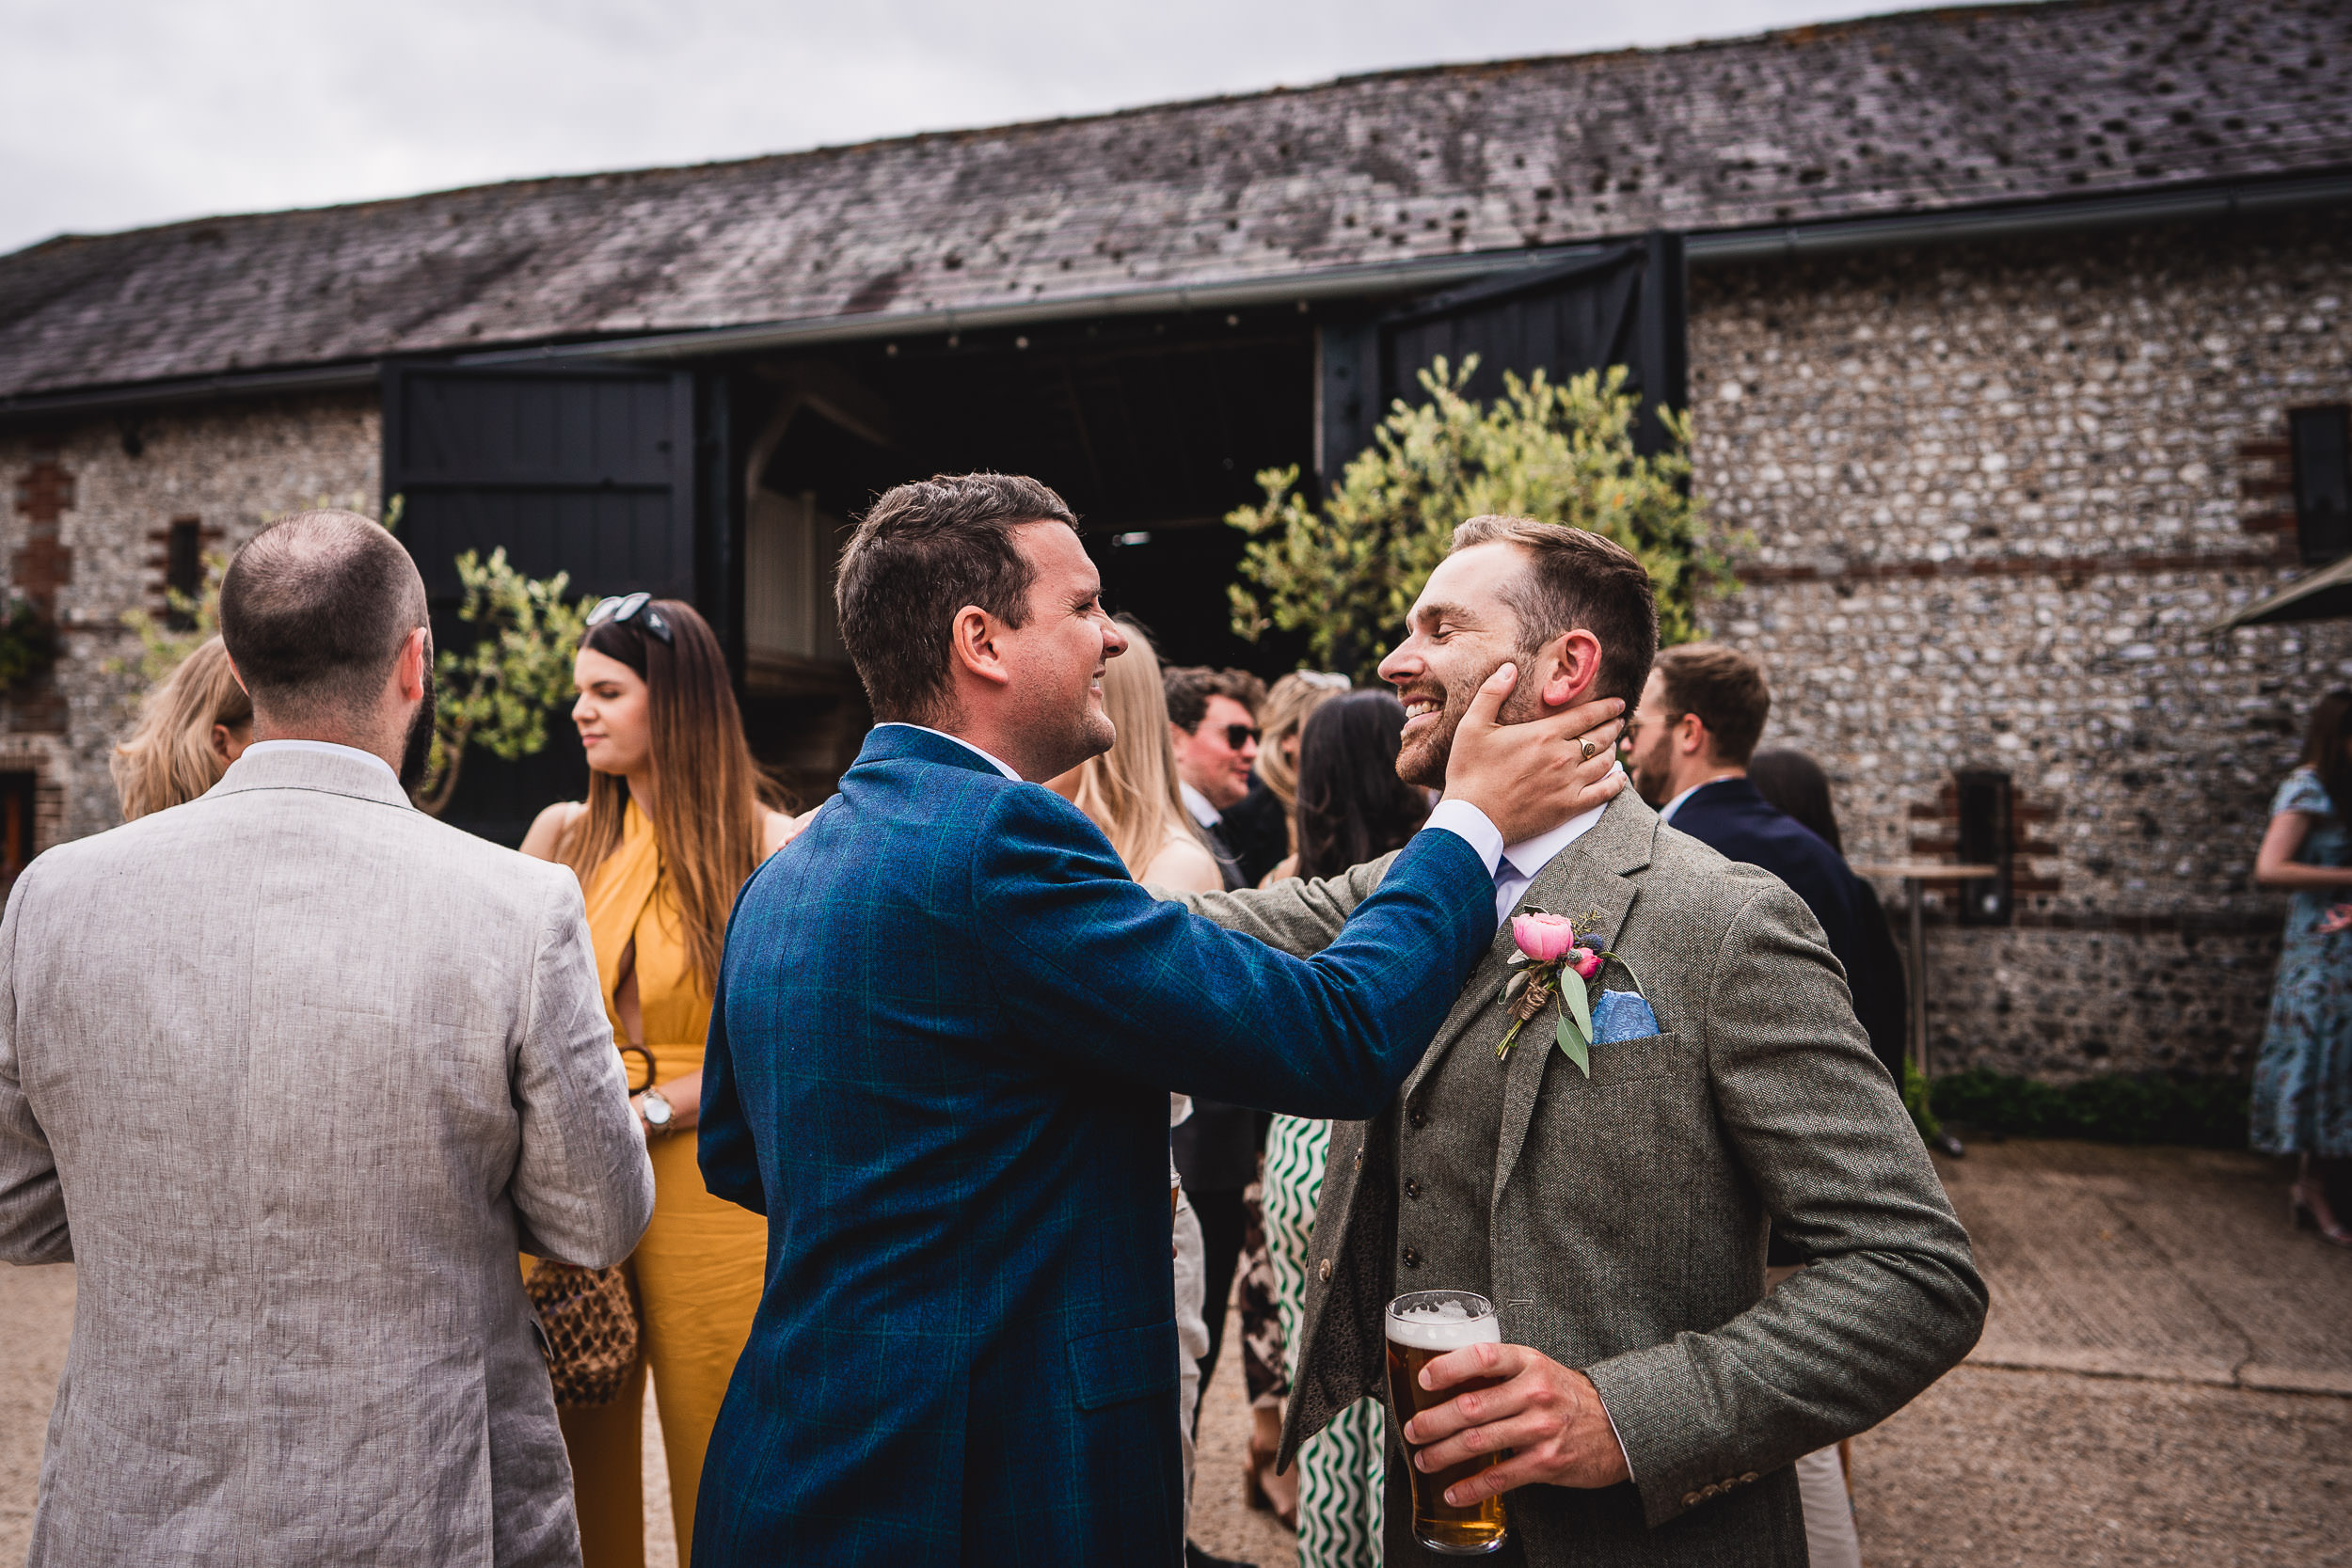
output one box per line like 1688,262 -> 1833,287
1163,666 -> 1263,893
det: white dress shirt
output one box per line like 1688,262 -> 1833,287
1177,779 -> 1221,831
242,737 -> 399,786
1489,794 -> 1613,927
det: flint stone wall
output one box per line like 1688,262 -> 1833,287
0,393 -> 379,845
1688,206 -> 2352,1081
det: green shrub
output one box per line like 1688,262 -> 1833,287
1226,357 -> 1734,683
1931,1068 -> 2251,1148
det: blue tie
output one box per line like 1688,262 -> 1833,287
1493,856 -> 1521,926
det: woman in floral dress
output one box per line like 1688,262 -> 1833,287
2251,689 -> 2352,1245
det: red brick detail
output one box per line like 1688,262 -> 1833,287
1740,546 -> 2294,585
2237,430 -> 2300,543
10,457 -> 74,611
1905,781 -> 2062,907
144,515 -> 226,612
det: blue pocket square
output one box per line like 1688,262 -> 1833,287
1590,990 -> 1659,1044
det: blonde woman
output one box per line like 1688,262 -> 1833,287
519,594 -> 798,1567
1048,618 -> 1221,895
111,637 -> 254,820
1045,618 -> 1224,1546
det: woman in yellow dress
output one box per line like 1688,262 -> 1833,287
522,593 -> 798,1567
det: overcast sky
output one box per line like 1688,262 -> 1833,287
5,0 -> 1977,259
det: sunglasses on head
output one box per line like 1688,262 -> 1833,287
586,592 -> 674,645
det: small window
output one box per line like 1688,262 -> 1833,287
165,517 -> 202,630
0,772 -> 34,890
2289,406 -> 2352,566
1955,768 -> 2012,928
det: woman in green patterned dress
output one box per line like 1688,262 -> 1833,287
1263,692 -> 1434,1566
2251,689 -> 2352,1245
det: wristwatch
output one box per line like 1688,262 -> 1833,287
639,1086 -> 675,1133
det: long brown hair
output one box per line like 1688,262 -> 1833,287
559,599 -> 783,990
112,637 -> 254,820
1294,691 -> 1430,881
1065,618 -> 1206,877
2301,689 -> 2352,823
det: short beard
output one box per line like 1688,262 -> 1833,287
398,662 -> 438,794
1394,645 -> 1547,791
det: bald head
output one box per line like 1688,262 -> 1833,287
219,510 -> 428,727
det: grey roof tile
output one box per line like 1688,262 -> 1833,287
3,0 -> 2347,398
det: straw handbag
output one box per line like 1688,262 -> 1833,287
526,1258 -> 641,1407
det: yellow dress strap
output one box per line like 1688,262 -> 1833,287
581,800 -> 663,1032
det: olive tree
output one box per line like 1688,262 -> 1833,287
1227,357 -> 1733,681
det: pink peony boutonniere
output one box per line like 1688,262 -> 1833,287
1495,908 -> 1637,1076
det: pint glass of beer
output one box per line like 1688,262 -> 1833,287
1386,1289 -> 1510,1556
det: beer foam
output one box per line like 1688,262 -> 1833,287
1386,1299 -> 1502,1351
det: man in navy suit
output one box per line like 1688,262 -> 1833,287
1624,642 -> 1870,990
1625,641 -> 1898,1568
693,473 -> 1627,1567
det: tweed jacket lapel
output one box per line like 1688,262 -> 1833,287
1492,794 -> 1656,1203
1398,916 -> 1517,1101
1400,793 -> 1656,1113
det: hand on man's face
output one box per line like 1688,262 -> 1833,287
1380,545 -> 1624,831
1439,667 -> 1626,845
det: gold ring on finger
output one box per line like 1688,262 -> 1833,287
1581,738 -> 1598,761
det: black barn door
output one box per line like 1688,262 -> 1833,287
381,362 -> 705,844
1320,232 -> 1687,478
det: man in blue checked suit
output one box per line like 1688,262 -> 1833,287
694,473 -> 1625,1568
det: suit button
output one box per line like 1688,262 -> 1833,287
1405,1179 -> 1422,1200
1353,1152 -> 1361,1168
1408,1107 -> 1428,1130
1318,1258 -> 1332,1282
1401,1246 -> 1422,1270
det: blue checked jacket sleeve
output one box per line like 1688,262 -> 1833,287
978,784 -> 1493,1118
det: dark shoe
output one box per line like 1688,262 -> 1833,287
1186,1542 -> 1253,1568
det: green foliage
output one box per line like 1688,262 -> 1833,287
411,546 -> 588,816
117,569 -> 224,689
1902,1059 -> 1945,1144
0,597 -> 60,693
1227,356 -> 1735,682
1931,1068 -> 2252,1149
111,494 -> 585,817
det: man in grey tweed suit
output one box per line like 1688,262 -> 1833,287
0,512 -> 655,1567
1189,517 -> 1984,1566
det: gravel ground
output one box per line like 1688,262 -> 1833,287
1851,1365 -> 2352,1567
0,1264 -> 67,1566
3,1139 -> 2346,1566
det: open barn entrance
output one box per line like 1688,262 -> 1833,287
740,302 -> 1323,677
388,237 -> 1685,834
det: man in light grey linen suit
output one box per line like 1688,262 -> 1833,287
1188,517 -> 1984,1567
0,512 -> 655,1567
